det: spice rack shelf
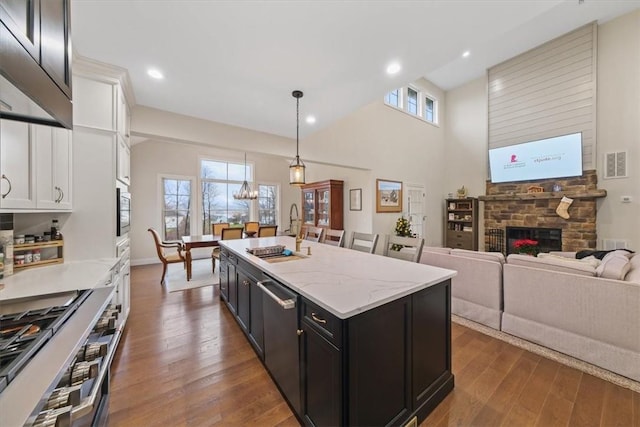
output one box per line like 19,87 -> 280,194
13,240 -> 64,270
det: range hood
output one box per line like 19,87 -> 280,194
0,73 -> 59,126
1,9 -> 73,129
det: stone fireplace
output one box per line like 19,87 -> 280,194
479,170 -> 606,253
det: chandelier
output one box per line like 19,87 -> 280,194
289,90 -> 306,186
233,153 -> 258,200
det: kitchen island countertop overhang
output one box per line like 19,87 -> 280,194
220,236 -> 456,319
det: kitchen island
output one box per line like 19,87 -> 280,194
219,236 -> 456,427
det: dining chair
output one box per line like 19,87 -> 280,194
383,235 -> 425,263
211,222 -> 230,236
210,222 -> 230,271
243,221 -> 260,235
147,228 -> 186,286
303,226 -> 324,243
323,229 -> 345,247
347,232 -> 379,254
212,227 -> 244,271
258,225 -> 278,237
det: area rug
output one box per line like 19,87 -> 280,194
452,314 -> 640,393
164,258 -> 218,292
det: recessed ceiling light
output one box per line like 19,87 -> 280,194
306,115 -> 316,124
386,62 -> 401,75
147,68 -> 164,79
462,51 -> 471,58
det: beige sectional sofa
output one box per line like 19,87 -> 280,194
503,251 -> 640,382
420,247 -> 504,330
420,247 -> 640,382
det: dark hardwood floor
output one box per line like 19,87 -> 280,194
109,264 -> 640,426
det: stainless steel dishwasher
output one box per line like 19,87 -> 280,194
257,277 -> 301,414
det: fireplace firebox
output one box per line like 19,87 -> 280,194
506,227 -> 562,255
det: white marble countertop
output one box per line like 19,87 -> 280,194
0,258 -> 119,302
221,236 -> 457,319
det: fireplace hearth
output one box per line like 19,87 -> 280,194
506,227 -> 562,255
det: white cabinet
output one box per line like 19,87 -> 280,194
35,125 -> 72,210
116,85 -> 129,142
73,76 -> 116,130
116,136 -> 130,186
120,257 -> 131,323
0,120 -> 36,209
0,120 -> 72,211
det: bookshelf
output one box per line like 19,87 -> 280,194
445,198 -> 478,250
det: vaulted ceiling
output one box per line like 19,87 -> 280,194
71,1 -> 639,139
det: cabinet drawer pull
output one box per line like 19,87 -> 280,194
243,280 -> 250,286
311,313 -> 327,324
297,329 -> 304,336
1,174 -> 11,198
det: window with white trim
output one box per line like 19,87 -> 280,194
407,87 -> 418,115
382,85 -> 439,125
258,184 -> 279,225
161,176 -> 193,240
201,159 -> 252,229
424,95 -> 436,123
384,88 -> 400,107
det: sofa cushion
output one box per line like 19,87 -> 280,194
423,246 -> 451,255
596,252 -> 632,280
507,254 -> 596,276
538,253 -> 601,268
451,248 -> 505,264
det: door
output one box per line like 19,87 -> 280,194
405,184 -> 425,238
39,0 -> 71,97
35,125 -> 72,209
0,0 -> 40,60
0,120 -> 36,209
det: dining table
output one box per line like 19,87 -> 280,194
181,234 -> 221,281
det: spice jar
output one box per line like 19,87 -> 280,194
14,254 -> 25,265
24,235 -> 35,244
32,249 -> 41,263
43,232 -> 52,242
24,251 -> 33,264
14,235 -> 25,245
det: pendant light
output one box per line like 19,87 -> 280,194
289,90 -> 306,186
233,153 -> 258,200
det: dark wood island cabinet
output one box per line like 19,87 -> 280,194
220,237 -> 455,426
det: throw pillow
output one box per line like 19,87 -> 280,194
595,253 -> 631,280
626,267 -> 640,283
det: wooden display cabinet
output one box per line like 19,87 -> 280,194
445,198 -> 478,250
301,180 -> 344,231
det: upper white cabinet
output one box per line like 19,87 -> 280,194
73,76 -> 116,131
35,125 -> 73,210
116,85 -> 130,144
0,120 -> 36,209
116,135 -> 130,186
0,120 -> 71,211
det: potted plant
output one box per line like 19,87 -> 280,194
513,239 -> 539,256
392,216 -> 412,251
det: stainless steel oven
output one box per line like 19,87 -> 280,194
0,285 -> 122,427
116,188 -> 130,237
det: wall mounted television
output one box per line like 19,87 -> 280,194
488,132 -> 583,183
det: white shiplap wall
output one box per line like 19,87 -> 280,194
488,22 -> 597,169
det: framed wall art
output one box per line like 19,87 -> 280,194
349,188 -> 362,211
376,179 -> 402,213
